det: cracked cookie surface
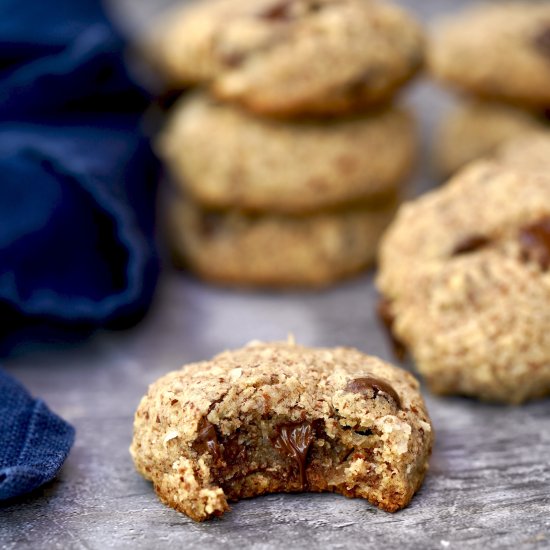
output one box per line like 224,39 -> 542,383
130,341 -> 433,521
158,93 -> 416,213
429,2 -> 550,108
146,0 -> 424,116
377,148 -> 550,403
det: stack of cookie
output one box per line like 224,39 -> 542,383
147,0 -> 425,287
429,2 -> 550,176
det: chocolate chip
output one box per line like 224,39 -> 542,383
345,376 -> 401,409
519,217 -> 550,271
273,421 -> 315,489
534,25 -> 550,58
198,211 -> 222,238
260,0 -> 293,21
221,51 -> 245,68
376,297 -> 407,361
193,417 -> 222,461
452,234 -> 490,256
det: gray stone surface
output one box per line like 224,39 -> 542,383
2,1 -> 550,549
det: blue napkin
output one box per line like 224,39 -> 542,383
0,0 -> 159,499
0,370 -> 75,500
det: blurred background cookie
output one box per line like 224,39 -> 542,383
433,101 -> 548,176
169,195 -> 399,287
158,93 -> 416,213
429,2 -> 550,108
377,140 -> 550,403
145,0 -> 424,117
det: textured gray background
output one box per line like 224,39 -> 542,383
1,1 -> 550,549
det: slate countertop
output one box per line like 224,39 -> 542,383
1,1 -> 550,548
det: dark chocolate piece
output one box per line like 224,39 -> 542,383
519,217 -> 550,271
273,421 -> 315,489
534,26 -> 550,58
260,0 -> 293,21
345,376 -> 401,409
377,297 -> 407,361
194,417 -> 222,461
198,211 -> 223,238
452,234 -> 490,256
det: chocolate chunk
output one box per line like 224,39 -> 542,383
198,211 -> 223,238
377,297 -> 407,361
452,234 -> 490,256
345,376 -> 401,409
193,417 -> 222,461
534,26 -> 550,58
260,0 -> 293,21
519,217 -> 550,271
222,433 -> 246,464
273,421 -> 315,489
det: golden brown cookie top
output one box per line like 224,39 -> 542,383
133,340 -> 429,442
429,2 -> 550,108
158,93 -> 416,213
378,160 -> 550,300
146,0 -> 424,116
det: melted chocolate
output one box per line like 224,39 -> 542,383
452,234 -> 490,256
193,417 -> 222,461
273,421 -> 315,489
534,26 -> 550,58
345,376 -> 401,409
376,297 -> 407,361
519,217 -> 550,271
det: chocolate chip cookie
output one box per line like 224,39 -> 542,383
146,0 -> 425,117
434,100 -> 547,177
377,157 -> 550,403
130,341 -> 433,521
158,93 -> 416,213
169,194 -> 398,287
429,3 -> 550,108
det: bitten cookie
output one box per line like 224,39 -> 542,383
158,93 -> 416,213
130,341 -> 433,521
434,100 -> 547,177
429,2 -> 550,108
146,0 -> 424,116
169,195 -> 398,287
377,157 -> 550,403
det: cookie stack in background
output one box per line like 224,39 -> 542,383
429,2 -> 550,177
145,0 -> 425,287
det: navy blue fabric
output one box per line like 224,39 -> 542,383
0,0 -> 160,499
0,370 -> 75,500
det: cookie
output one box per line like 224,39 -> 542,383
434,100 -> 547,176
168,195 -> 398,287
376,159 -> 550,403
429,3 -> 550,108
130,340 -> 433,521
495,131 -> 550,177
158,93 -> 416,213
146,0 -> 425,117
